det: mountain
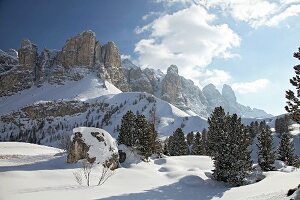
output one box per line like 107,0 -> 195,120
122,61 -> 272,118
0,30 -> 130,97
0,31 -> 208,145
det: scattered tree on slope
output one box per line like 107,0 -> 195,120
207,107 -> 252,186
257,121 -> 275,171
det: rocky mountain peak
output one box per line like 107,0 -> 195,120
222,84 -> 237,102
121,58 -> 138,70
167,65 -> 179,74
59,30 -> 96,68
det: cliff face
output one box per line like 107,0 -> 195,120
123,61 -> 272,118
0,31 -> 130,97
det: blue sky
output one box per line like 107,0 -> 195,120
1,0 -> 300,116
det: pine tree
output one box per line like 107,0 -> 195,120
117,111 -> 136,146
135,115 -> 153,160
168,128 -> 188,156
200,128 -> 208,155
186,131 -> 194,154
207,107 -> 252,186
163,137 -> 170,155
207,106 -> 226,156
191,132 -> 205,155
257,121 -> 275,171
275,116 -> 289,135
186,132 -> 194,146
285,47 -> 300,123
278,132 -> 299,167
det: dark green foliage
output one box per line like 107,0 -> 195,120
207,107 -> 252,186
257,121 -> 275,171
135,115 -> 153,160
207,107 -> 227,157
117,111 -> 159,161
278,132 -> 299,167
117,111 -> 136,147
191,131 -> 205,155
168,128 -> 188,156
285,48 -> 300,123
186,132 -> 194,146
275,115 -> 289,135
248,121 -> 259,140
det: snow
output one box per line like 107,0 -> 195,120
0,142 -> 299,200
0,74 -> 121,115
0,142 -> 60,156
72,127 -> 118,165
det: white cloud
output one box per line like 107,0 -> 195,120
134,5 -> 240,85
120,54 -> 131,60
197,69 -> 232,88
156,0 -> 300,28
232,79 -> 270,94
142,11 -> 162,20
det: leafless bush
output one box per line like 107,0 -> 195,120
73,160 -> 115,187
82,160 -> 93,186
97,166 -> 115,186
73,170 -> 83,185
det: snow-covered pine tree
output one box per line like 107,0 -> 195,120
207,106 -> 226,157
285,47 -> 300,123
248,121 -> 259,140
135,114 -> 153,160
117,110 -> 137,146
257,121 -> 275,171
168,128 -> 188,156
200,128 -> 208,155
191,131 -> 205,155
278,131 -> 299,167
186,132 -> 194,146
274,115 -> 289,135
208,108 -> 252,186
163,137 -> 170,155
186,131 -> 194,154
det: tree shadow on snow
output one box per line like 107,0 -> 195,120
98,175 -> 230,200
0,154 -> 80,172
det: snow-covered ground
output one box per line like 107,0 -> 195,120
0,142 -> 299,200
0,73 -> 121,115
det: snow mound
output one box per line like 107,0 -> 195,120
0,142 -> 60,156
71,127 -> 118,166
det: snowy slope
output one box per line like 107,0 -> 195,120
0,142 -> 299,200
0,73 -> 121,115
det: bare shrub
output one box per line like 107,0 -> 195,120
97,166 -> 115,186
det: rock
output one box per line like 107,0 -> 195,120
161,65 -> 182,104
99,42 -> 130,91
222,84 -> 237,103
6,49 -> 18,57
118,150 -> 126,163
124,67 -> 154,94
59,30 -> 96,68
18,39 -> 38,71
121,58 -> 138,70
67,127 -> 119,170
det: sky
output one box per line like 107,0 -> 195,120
0,0 -> 300,116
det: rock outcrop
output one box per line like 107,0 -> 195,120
18,39 -> 38,71
59,31 -> 96,68
123,62 -> 272,118
0,30 -> 130,97
67,127 -> 119,169
99,42 -> 130,91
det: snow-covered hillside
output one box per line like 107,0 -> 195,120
0,142 -> 299,200
0,72 -> 121,115
0,90 -> 207,146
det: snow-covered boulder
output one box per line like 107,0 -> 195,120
67,127 -> 119,169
